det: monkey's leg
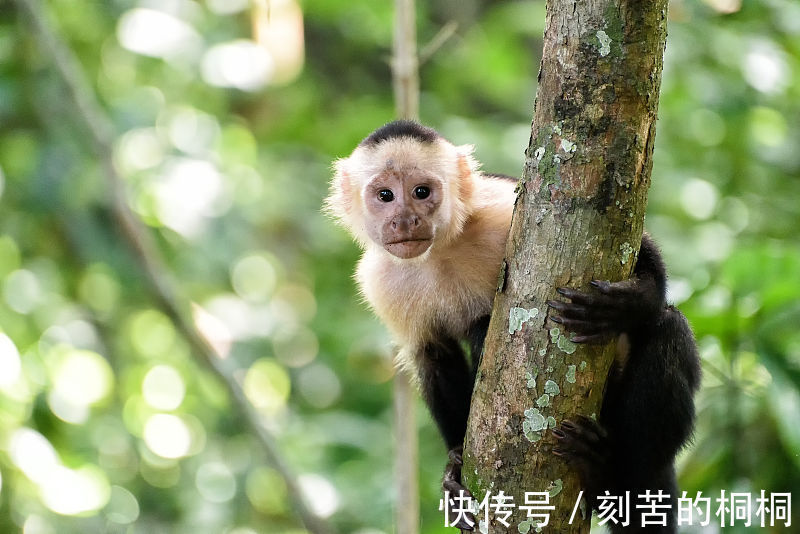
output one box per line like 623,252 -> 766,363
417,336 -> 477,531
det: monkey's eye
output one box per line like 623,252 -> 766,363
378,189 -> 395,202
413,186 -> 431,199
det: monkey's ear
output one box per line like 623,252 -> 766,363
456,144 -> 476,157
325,158 -> 354,220
455,145 -> 478,204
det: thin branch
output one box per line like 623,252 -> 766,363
419,21 -> 458,66
14,1 -> 332,533
392,0 -> 419,120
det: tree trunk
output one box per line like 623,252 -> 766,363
462,1 -> 669,532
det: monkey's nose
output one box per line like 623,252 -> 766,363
391,215 -> 420,231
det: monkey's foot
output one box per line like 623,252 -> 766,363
442,446 -> 476,531
552,416 -> 611,502
547,278 -> 660,343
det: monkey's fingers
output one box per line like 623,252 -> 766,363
556,286 -> 619,310
448,445 -> 464,465
549,285 -> 627,343
554,418 -> 609,459
547,309 -> 615,345
552,288 -> 622,329
548,298 -> 617,330
563,417 -> 608,442
441,477 -> 476,531
443,448 -> 466,491
552,437 -> 604,466
442,474 -> 463,493
547,299 -> 594,319
553,418 -> 612,498
442,447 -> 476,530
555,286 -> 596,304
460,523 -> 476,532
456,513 -> 477,532
442,474 -> 474,501
573,415 -> 609,438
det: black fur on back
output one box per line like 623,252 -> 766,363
359,120 -> 440,147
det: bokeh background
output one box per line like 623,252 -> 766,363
0,0 -> 799,532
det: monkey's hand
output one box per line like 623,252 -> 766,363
442,446 -> 476,531
552,415 -> 612,506
546,278 -> 662,344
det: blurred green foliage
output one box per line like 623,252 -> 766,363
0,0 -> 798,533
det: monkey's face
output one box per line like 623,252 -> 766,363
363,166 -> 443,259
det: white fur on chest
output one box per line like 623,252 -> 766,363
356,249 -> 494,347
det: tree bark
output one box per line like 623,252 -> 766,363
462,1 -> 668,532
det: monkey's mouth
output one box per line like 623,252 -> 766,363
384,237 -> 433,259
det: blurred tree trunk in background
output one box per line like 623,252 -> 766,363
392,1 -> 420,534
462,1 -> 669,532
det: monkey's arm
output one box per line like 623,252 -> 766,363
416,334 -> 480,531
547,236 -> 701,502
418,316 -> 490,451
416,334 -> 475,451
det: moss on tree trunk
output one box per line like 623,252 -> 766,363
461,1 -> 669,532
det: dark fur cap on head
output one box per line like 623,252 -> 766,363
359,120 -> 440,147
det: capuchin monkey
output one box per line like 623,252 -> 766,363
326,120 -> 701,533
